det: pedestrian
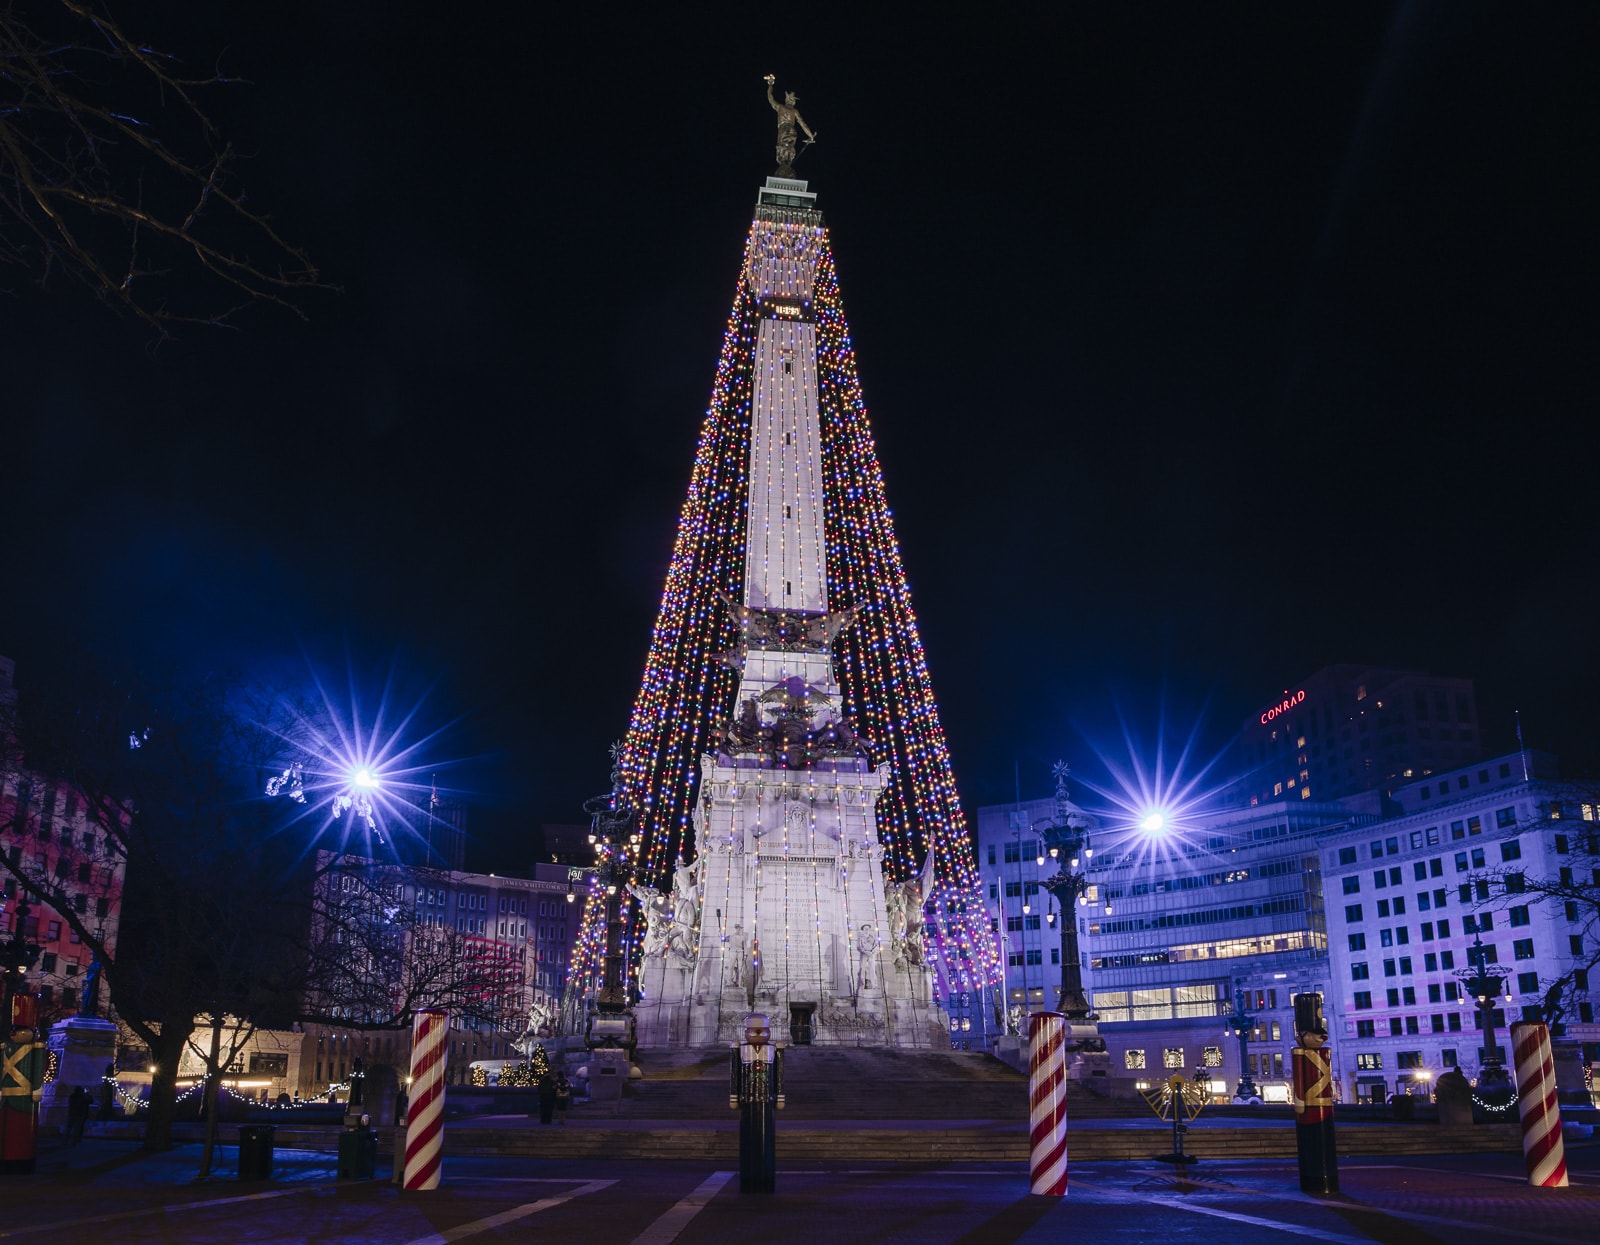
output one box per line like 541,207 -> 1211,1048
537,1070 -> 557,1125
66,1086 -> 91,1146
554,1073 -> 572,1125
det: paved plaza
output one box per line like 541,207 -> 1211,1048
2,1137 -> 1596,1244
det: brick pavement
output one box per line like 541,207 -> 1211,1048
0,1136 -> 1593,1243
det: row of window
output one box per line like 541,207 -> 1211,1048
1123,1045 -> 1225,1070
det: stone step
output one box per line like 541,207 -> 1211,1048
87,1119 -> 1525,1164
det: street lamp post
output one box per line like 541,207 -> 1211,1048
0,896 -> 41,1024
1225,979 -> 1260,1102
1035,763 -> 1100,1041
1457,928 -> 1510,1093
580,745 -> 638,1055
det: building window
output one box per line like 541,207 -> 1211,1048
1163,1048 -> 1185,1069
1351,962 -> 1370,981
1500,840 -> 1522,862
1517,972 -> 1540,993
1397,1051 -> 1423,1069
1202,1046 -> 1223,1067
1353,992 -> 1372,1010
1338,847 -> 1357,865
1344,904 -> 1363,923
1356,1020 -> 1375,1038
1356,1053 -> 1382,1071
1348,933 -> 1366,952
1125,1049 -> 1146,1070
1495,807 -> 1516,828
1342,877 -> 1360,895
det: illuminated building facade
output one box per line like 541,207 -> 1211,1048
1233,665 -> 1481,807
0,656 -> 126,1025
293,856 -> 585,1097
977,795 -> 1351,1100
1319,752 -> 1600,1103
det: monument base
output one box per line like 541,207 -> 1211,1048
40,1017 -> 118,1130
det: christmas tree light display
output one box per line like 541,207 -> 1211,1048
567,176 -> 1001,1045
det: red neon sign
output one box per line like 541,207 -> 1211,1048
1260,689 -> 1306,724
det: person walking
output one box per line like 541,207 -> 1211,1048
554,1073 -> 572,1125
65,1086 -> 91,1146
537,1070 -> 557,1126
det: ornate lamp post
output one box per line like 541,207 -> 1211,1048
1035,763 -> 1101,1046
1225,979 -> 1260,1101
1457,928 -> 1510,1092
0,896 -> 41,1022
580,745 -> 638,1054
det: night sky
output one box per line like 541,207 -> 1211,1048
5,3 -> 1597,869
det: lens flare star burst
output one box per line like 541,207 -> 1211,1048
1071,703 -> 1237,875
264,663 -> 462,865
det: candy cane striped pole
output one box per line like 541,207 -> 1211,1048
1510,1021 -> 1568,1188
403,1008 -> 449,1191
1028,1011 -> 1068,1197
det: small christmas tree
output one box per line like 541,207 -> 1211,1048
470,1065 -> 487,1088
530,1044 -> 550,1080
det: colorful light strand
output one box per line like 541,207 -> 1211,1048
568,204 -> 1001,1010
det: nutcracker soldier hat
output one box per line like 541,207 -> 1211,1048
1293,991 -> 1327,1038
9,993 -> 38,1032
743,1013 -> 770,1036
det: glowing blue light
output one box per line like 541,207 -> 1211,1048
1140,810 -> 1168,834
352,768 -> 380,790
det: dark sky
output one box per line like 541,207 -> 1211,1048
5,3 -> 1597,869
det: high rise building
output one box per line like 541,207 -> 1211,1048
1232,665 -> 1481,807
578,122 -> 998,1047
0,657 -> 126,1025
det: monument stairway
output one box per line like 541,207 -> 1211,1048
617,1046 -> 1150,1120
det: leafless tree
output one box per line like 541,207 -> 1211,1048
1498,798 -> 1600,1033
0,665 -> 310,1154
0,1 -> 328,330
299,857 -> 530,1037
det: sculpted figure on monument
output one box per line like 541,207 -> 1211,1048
627,883 -> 673,958
730,924 -> 749,987
764,75 -> 816,176
855,923 -> 879,992
668,857 -> 702,960
898,878 -> 927,967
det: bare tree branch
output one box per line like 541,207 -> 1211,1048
0,1 -> 332,332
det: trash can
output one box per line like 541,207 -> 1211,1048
337,1128 -> 378,1180
238,1124 -> 275,1179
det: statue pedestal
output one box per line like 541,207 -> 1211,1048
40,1017 -> 118,1130
583,1047 -> 631,1104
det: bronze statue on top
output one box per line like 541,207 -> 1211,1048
764,75 -> 816,176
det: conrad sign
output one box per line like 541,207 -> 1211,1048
1260,689 -> 1307,724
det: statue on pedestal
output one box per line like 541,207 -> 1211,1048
764,75 -> 816,177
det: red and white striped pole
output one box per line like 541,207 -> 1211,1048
403,1008 -> 449,1191
1028,1011 -> 1068,1197
1510,1021 -> 1568,1188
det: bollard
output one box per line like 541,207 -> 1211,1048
1290,992 -> 1338,1195
402,1008 -> 448,1191
1028,1011 -> 1067,1197
1510,1021 -> 1568,1188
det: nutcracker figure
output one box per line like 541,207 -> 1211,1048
1290,991 -> 1338,1194
729,1012 -> 784,1193
1,994 -> 48,1174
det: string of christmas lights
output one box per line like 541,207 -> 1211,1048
567,208 -> 1001,1013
